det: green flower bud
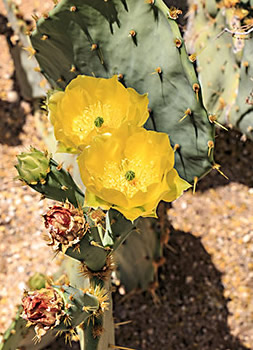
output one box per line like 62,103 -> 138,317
15,147 -> 50,184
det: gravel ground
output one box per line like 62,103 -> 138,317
0,1 -> 253,350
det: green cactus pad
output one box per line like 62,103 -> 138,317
114,217 -> 163,291
230,39 -> 253,139
30,0 -> 215,183
185,0 -> 253,140
65,226 -> 108,272
53,284 -> 100,330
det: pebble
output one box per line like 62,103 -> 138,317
7,90 -> 18,103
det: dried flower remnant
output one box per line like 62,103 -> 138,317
22,288 -> 64,340
43,201 -> 89,252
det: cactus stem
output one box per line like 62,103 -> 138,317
193,176 -> 198,195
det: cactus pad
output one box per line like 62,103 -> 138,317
185,0 -> 253,139
30,0 -> 215,184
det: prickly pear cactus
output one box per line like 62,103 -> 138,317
3,2 -> 223,350
185,0 -> 253,140
30,0 -> 215,184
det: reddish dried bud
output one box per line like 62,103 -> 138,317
22,288 -> 63,339
44,206 -> 71,234
43,202 -> 88,251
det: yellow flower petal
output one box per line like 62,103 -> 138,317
126,88 -> 149,126
78,125 -> 190,221
85,190 -> 110,210
163,168 -> 192,202
48,75 -> 149,153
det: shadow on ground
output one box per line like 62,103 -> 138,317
198,129 -> 253,191
0,98 -> 26,146
114,230 -> 250,350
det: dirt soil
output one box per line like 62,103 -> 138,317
0,1 -> 253,350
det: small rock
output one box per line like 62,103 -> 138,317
7,91 -> 18,103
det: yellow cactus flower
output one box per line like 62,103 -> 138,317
78,125 -> 191,221
48,75 -> 149,153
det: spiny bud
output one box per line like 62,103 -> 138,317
15,147 -> 50,185
43,202 -> 89,252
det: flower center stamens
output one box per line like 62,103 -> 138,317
94,116 -> 104,128
125,170 -> 135,181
